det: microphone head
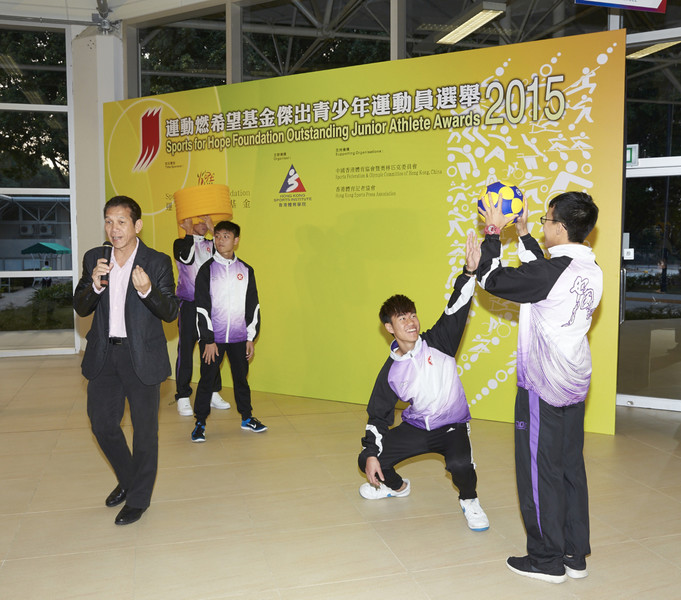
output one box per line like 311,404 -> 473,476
102,241 -> 113,261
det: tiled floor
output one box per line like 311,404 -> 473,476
1,354 -> 680,599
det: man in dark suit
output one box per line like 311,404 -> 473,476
74,195 -> 178,525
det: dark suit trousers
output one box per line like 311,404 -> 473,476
87,341 -> 160,509
175,299 -> 221,400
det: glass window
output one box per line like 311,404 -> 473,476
0,29 -> 67,105
243,2 -> 390,78
0,276 -> 74,333
137,5 -> 392,88
0,195 -> 72,272
623,176 -> 681,319
408,1 -> 608,57
133,1 -> 681,88
620,8 -> 681,403
139,15 -> 227,96
0,27 -> 73,349
619,174 -> 681,399
622,5 -> 681,34
626,46 -> 681,158
0,111 -> 69,187
245,32 -> 390,79
0,193 -> 73,344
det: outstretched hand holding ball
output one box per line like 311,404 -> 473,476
478,181 -> 526,233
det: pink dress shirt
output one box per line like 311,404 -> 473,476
94,238 -> 150,338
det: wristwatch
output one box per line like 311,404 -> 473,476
462,265 -> 476,277
484,224 -> 501,236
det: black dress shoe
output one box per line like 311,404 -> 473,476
105,485 -> 127,507
115,505 -> 146,525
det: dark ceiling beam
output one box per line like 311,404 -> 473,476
292,0 -> 321,28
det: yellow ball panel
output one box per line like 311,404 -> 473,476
510,197 -> 524,214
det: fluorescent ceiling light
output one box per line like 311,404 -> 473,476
437,1 -> 506,45
627,41 -> 680,59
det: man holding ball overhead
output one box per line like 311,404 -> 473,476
476,190 -> 602,583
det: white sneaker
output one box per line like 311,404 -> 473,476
460,497 -> 489,531
359,479 -> 410,500
210,392 -> 231,410
565,565 -> 588,579
564,555 -> 588,578
176,397 -> 193,416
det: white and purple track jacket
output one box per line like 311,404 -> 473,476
361,273 -> 476,458
195,254 -> 260,344
173,235 -> 214,302
478,233 -> 602,407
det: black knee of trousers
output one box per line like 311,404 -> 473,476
445,455 -> 475,475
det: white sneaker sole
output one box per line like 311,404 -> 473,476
565,565 -> 588,579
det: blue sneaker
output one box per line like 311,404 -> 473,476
241,417 -> 267,432
191,421 -> 206,442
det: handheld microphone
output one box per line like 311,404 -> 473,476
100,241 -> 113,286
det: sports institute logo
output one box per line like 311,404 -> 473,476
279,164 -> 306,193
133,107 -> 162,172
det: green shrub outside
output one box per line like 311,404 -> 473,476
626,272 -> 679,293
0,282 -> 74,331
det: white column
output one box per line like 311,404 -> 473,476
70,26 -> 125,347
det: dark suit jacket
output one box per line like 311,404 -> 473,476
73,239 -> 179,386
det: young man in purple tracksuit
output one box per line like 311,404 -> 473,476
173,216 -> 230,416
477,191 -> 602,583
358,233 -> 490,532
192,220 -> 265,442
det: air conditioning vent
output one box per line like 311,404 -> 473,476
38,224 -> 54,236
19,224 -> 34,236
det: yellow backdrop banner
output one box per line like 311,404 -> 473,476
104,30 -> 625,434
